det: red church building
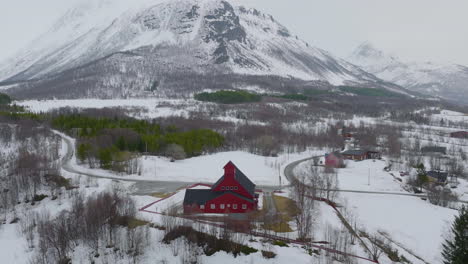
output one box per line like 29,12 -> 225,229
183,161 -> 258,214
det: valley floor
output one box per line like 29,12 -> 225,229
1,100 -> 467,263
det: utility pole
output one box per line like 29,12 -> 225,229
368,168 -> 371,186
278,167 -> 282,191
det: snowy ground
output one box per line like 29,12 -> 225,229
17,98 -> 194,119
342,192 -> 456,264
137,186 -> 377,264
334,161 -> 459,264
294,156 -> 460,263
430,109 -> 468,124
295,159 -> 407,193
71,149 -> 321,186
335,159 -> 405,192
3,102 -> 466,263
17,99 -> 271,126
0,225 -> 32,264
0,167 -> 128,264
452,178 -> 468,202
137,151 -> 319,185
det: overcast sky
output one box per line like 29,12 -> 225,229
1,0 -> 468,65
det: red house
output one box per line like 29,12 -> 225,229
341,149 -> 368,161
183,161 -> 258,214
450,131 -> 468,139
325,151 -> 344,168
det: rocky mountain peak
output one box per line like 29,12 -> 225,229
0,0 -> 401,99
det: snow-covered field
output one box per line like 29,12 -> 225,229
17,98 -> 193,118
430,109 -> 468,124
70,149 -> 321,186
3,100 -> 467,264
338,161 -> 457,263
336,160 -> 405,192
0,225 -> 31,264
295,159 -> 407,193
343,192 -> 456,264
294,156 -> 460,263
137,151 -> 317,185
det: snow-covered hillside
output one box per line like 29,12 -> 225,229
0,0 -> 393,99
349,42 -> 468,103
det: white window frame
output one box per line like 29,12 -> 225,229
200,205 -> 205,209
242,204 -> 247,209
233,204 -> 238,209
220,204 -> 225,209
210,204 -> 215,209
234,186 -> 238,190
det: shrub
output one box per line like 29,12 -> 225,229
261,250 -> 277,259
272,240 -> 289,247
165,143 -> 186,161
114,216 -> 148,229
239,245 -> 258,255
33,194 -> 48,202
163,226 -> 258,257
45,174 -> 73,190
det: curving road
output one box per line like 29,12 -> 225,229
57,130 -> 465,202
283,155 -> 445,199
56,130 -> 279,195
56,130 -> 193,195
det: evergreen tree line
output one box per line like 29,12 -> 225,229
52,114 -> 224,169
194,90 -> 262,104
0,93 -> 11,105
442,205 -> 467,264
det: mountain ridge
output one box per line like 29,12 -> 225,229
0,0 -> 407,99
348,42 -> 468,103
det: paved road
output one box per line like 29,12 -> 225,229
282,155 -> 466,200
56,130 -> 280,195
57,130 -> 466,202
55,130 -> 197,195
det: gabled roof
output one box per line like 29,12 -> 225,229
211,162 -> 256,197
421,146 -> 446,154
183,189 -> 254,206
184,189 -> 221,205
427,171 -> 448,183
235,168 -> 256,197
451,131 -> 468,134
211,176 -> 225,190
326,151 -> 343,159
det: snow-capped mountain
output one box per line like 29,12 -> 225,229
349,42 -> 468,103
0,0 -> 399,99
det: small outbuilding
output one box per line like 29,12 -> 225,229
421,146 -> 447,155
341,149 -> 368,161
341,149 -> 381,161
427,171 -> 448,185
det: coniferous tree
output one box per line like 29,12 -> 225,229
442,205 -> 468,264
416,163 -> 429,192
